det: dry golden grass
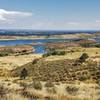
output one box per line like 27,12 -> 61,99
0,80 -> 99,100
0,54 -> 42,70
0,45 -> 100,100
45,47 -> 100,61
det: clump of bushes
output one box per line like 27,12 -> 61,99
43,48 -> 66,57
21,89 -> 40,100
45,81 -> 54,88
79,74 -> 89,81
77,71 -> 91,81
20,68 -> 28,79
20,82 -> 28,88
74,53 -> 89,66
65,86 -> 79,95
45,81 -> 56,94
46,87 -> 56,94
32,81 -> 42,90
79,53 -> 89,63
32,58 -> 39,64
0,52 -> 9,57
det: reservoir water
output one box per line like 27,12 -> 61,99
0,38 -> 100,53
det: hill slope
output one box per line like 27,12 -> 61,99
11,58 -> 100,84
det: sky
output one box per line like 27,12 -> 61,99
0,0 -> 100,30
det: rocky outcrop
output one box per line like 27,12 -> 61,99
0,45 -> 34,55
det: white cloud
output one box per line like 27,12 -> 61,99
0,9 -> 32,21
31,21 -> 54,29
0,9 -> 100,30
30,21 -> 100,30
96,20 -> 100,23
67,22 -> 80,26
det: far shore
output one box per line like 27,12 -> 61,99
0,33 -> 100,40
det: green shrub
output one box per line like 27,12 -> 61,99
66,86 -> 79,95
21,90 -> 40,99
46,87 -> 56,94
79,53 -> 89,63
33,81 -> 42,90
32,58 -> 39,64
42,49 -> 65,58
57,51 -> 66,55
20,82 -> 28,88
20,68 -> 28,79
79,74 -> 89,81
45,81 -> 54,88
42,53 -> 50,57
0,52 -> 9,57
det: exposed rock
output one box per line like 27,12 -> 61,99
0,45 -> 34,54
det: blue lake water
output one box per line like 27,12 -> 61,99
0,38 -> 100,53
0,38 -> 80,46
0,39 -> 71,53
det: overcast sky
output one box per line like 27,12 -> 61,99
0,0 -> 100,30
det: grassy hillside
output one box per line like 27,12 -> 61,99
11,57 -> 100,84
0,41 -> 99,100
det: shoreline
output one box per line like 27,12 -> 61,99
0,33 -> 100,41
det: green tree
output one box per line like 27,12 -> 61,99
20,68 -> 28,79
79,53 -> 89,63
